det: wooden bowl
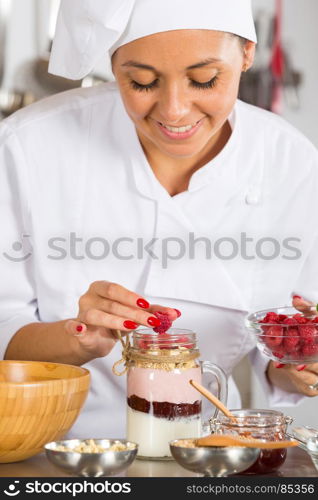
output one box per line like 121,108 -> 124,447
0,360 -> 90,463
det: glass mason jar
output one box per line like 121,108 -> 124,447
210,409 -> 293,474
126,328 -> 228,460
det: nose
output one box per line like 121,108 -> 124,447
157,82 -> 191,124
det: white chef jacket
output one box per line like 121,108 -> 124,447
1,82 -> 318,438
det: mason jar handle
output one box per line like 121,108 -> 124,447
200,361 -> 228,424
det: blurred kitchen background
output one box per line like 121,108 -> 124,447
1,0 -> 317,427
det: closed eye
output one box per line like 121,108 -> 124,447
130,76 -> 219,92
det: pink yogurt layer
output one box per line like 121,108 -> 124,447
127,366 -> 202,404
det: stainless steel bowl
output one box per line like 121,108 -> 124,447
170,440 -> 260,477
45,439 -> 138,477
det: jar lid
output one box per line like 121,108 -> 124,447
216,409 -> 288,428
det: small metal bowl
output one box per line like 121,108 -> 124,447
45,439 -> 138,477
170,439 -> 260,477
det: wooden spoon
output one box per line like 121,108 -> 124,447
189,379 -> 235,418
195,434 -> 299,449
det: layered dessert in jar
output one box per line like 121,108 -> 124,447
126,327 -> 202,459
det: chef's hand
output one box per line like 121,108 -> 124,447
267,361 -> 318,397
64,281 -> 179,359
267,295 -> 318,397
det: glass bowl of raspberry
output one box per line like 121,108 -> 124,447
246,307 -> 318,364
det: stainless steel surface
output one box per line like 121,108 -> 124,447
169,440 -> 260,477
0,447 -> 317,477
45,439 -> 138,477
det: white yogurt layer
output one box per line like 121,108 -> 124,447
126,406 -> 201,458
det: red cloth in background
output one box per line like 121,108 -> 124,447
271,0 -> 285,114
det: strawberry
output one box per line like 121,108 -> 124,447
312,317 -> 318,324
264,325 -> 283,348
283,327 -> 300,353
299,325 -> 316,345
153,311 -> 172,334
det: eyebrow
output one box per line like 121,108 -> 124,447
121,57 -> 222,71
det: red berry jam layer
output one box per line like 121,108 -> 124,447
127,394 -> 201,420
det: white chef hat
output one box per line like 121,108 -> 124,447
49,0 -> 257,80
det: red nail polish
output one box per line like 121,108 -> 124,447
296,364 -> 306,371
174,309 -> 182,318
147,316 -> 161,327
123,320 -> 138,330
76,325 -> 83,333
137,298 -> 150,309
293,295 -> 302,300
274,363 -> 285,369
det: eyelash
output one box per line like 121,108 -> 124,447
130,76 -> 218,92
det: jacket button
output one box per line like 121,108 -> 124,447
245,187 -> 261,205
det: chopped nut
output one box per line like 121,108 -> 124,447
55,439 -> 135,453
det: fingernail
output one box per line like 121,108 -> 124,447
293,295 -> 302,300
147,316 -> 161,327
123,320 -> 138,330
296,364 -> 306,371
274,362 -> 285,369
136,298 -> 150,309
174,309 -> 182,318
76,325 -> 83,333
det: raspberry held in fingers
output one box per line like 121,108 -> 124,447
123,320 -> 138,330
136,298 -> 150,309
76,325 -> 83,333
153,312 -> 172,333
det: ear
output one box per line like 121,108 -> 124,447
243,41 -> 256,71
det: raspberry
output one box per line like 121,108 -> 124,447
272,351 -> 285,359
156,333 -> 194,350
287,349 -> 303,360
177,335 -> 195,349
138,338 -> 151,350
282,317 -> 298,325
278,314 -> 288,322
283,328 -> 300,353
299,325 -> 316,345
264,326 -> 283,349
293,316 -> 309,324
302,344 -> 318,357
263,312 -> 280,323
158,333 -> 173,349
153,311 -> 172,334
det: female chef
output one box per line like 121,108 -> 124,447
0,0 -> 318,438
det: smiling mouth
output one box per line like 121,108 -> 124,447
157,120 -> 202,133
